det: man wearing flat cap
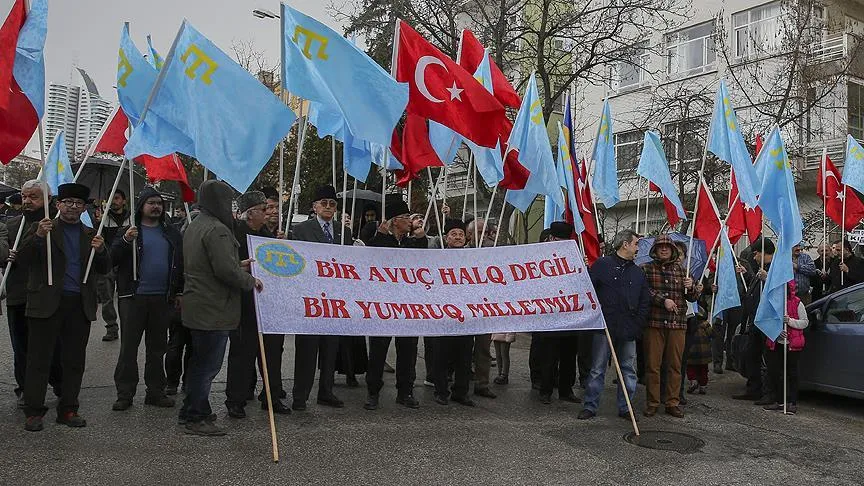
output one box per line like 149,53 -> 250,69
18,183 -> 110,432
289,184 -> 350,411
363,195 -> 428,411
224,190 -> 291,419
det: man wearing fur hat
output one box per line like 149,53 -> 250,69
224,190 -> 291,418
19,183 -> 110,431
289,185 -> 350,411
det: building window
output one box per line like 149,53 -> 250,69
663,119 -> 707,167
612,42 -> 650,90
665,22 -> 716,77
851,82 -> 863,140
732,2 -> 782,60
614,129 -> 645,171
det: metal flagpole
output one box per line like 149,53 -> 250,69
643,178 -> 650,235
635,179 -> 642,234
842,185 -> 847,286
472,160 -> 479,246
821,148 -> 828,276
423,168 -> 445,232
331,136 -> 337,189
128,157 -> 137,281
493,202 -> 506,248
340,167 -> 348,246
478,184 -> 498,248
278,137 -> 285,232
83,159 -> 127,284
441,166 -> 448,221
0,166 -> 44,296
74,105 -> 121,182
285,100 -> 308,234
783,283 -> 788,415
350,178 -> 358,241
37,124 -> 52,286
605,326 -> 639,436
407,180 -> 412,211
462,155 -> 473,221
183,202 -> 192,225
427,168 -> 445,249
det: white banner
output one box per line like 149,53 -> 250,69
249,235 -> 606,336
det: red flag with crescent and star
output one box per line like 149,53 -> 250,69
396,21 -> 508,149
458,29 -> 521,109
727,135 -> 763,244
818,155 -> 864,231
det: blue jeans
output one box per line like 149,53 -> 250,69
582,332 -> 637,415
180,330 -> 229,423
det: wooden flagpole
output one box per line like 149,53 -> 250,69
427,168 -> 445,249
83,159 -> 127,284
285,100 -> 308,234
37,124 -> 52,286
604,327 -> 639,436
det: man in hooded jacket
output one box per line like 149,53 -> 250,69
179,180 -> 262,436
110,187 -> 183,411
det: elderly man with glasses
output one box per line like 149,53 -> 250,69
18,183 -> 110,432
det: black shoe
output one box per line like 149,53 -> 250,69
559,394 -> 582,404
433,394 -> 449,406
317,395 -> 345,408
493,375 -> 509,385
226,403 -> 246,419
539,393 -> 552,405
474,388 -> 497,399
363,395 -> 379,411
102,329 -> 118,342
112,399 -> 132,411
452,396 -> 475,407
56,411 -> 86,427
145,395 -> 175,408
396,395 -> 420,409
183,421 -> 226,436
732,393 -> 760,401
291,400 -> 307,412
24,416 -> 43,432
165,386 -> 178,396
262,399 -> 292,415
577,409 -> 595,420
346,376 -> 359,387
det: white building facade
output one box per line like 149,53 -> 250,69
44,68 -> 113,161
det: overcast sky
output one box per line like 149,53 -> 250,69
2,0 -> 344,98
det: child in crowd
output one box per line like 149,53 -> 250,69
687,306 -> 712,395
492,333 -> 515,385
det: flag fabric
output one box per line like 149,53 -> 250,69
0,0 -> 46,164
146,35 -> 164,70
556,121 -> 583,233
636,131 -> 686,220
280,5 -> 407,147
842,134 -> 864,195
693,178 -> 722,252
396,21 -> 508,149
818,154 -> 864,231
458,29 -> 520,109
370,131 -> 404,171
754,127 -> 802,341
712,227 -> 741,319
590,100 -> 619,207
396,114 -> 444,186
117,23 -> 158,127
43,130 -> 93,226
342,129 -> 373,183
124,21 -> 298,193
576,160 -> 602,264
707,80 -> 760,207
93,106 -> 130,155
649,181 -> 682,228
726,168 -> 763,245
428,120 -> 461,166
504,74 -> 564,212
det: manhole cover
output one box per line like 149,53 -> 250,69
624,430 -> 705,454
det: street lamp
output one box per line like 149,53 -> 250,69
252,8 -> 279,19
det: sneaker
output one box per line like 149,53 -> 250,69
423,380 -> 435,388
112,399 -> 133,411
56,411 -> 87,427
144,396 -> 176,408
396,395 -> 420,409
24,416 -> 43,432
451,396 -> 475,407
577,409 -> 595,420
183,421 -> 226,436
102,329 -> 118,342
363,395 -> 379,411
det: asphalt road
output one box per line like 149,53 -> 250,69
0,314 -> 862,486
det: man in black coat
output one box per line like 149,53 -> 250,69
733,237 -> 773,404
225,190 -> 292,418
579,229 -> 650,419
363,196 -> 428,410
828,239 -> 864,293
110,187 -> 183,411
289,185 -> 350,411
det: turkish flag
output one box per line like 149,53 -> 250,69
395,114 -> 444,187
0,0 -> 37,164
727,135 -> 763,245
818,155 -> 864,231
396,21 -> 508,149
648,182 -> 681,228
458,30 -> 521,109
93,107 -> 195,202
576,160 -> 601,264
693,179 -> 722,253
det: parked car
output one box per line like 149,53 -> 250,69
802,282 -> 864,400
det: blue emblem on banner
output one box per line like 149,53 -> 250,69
256,242 -> 305,277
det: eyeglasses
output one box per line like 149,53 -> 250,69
60,199 -> 85,208
317,200 -> 338,208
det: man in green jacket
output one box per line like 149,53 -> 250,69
179,180 -> 262,437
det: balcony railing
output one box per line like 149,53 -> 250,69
808,32 -> 848,64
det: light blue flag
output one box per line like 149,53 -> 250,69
544,151 -> 565,229
117,23 -> 158,126
555,121 -> 584,233
428,121 -> 462,166
590,100 -> 618,208
43,131 -> 92,227
124,21 -> 298,193
280,4 -> 407,147
754,127 -> 802,341
13,0 -> 47,117
308,102 -> 347,140
712,227 -> 740,319
636,131 -> 686,220
842,134 -> 864,194
342,128 -> 372,183
707,80 -> 760,207
370,142 -> 403,171
504,74 -> 565,212
146,35 -> 164,70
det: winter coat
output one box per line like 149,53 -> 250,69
688,319 -> 713,366
589,253 -> 651,341
181,180 -> 256,331
111,186 -> 184,300
640,234 -> 698,330
766,301 -> 809,352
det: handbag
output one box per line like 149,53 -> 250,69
730,323 -> 750,377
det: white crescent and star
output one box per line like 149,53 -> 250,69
414,55 -> 463,104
